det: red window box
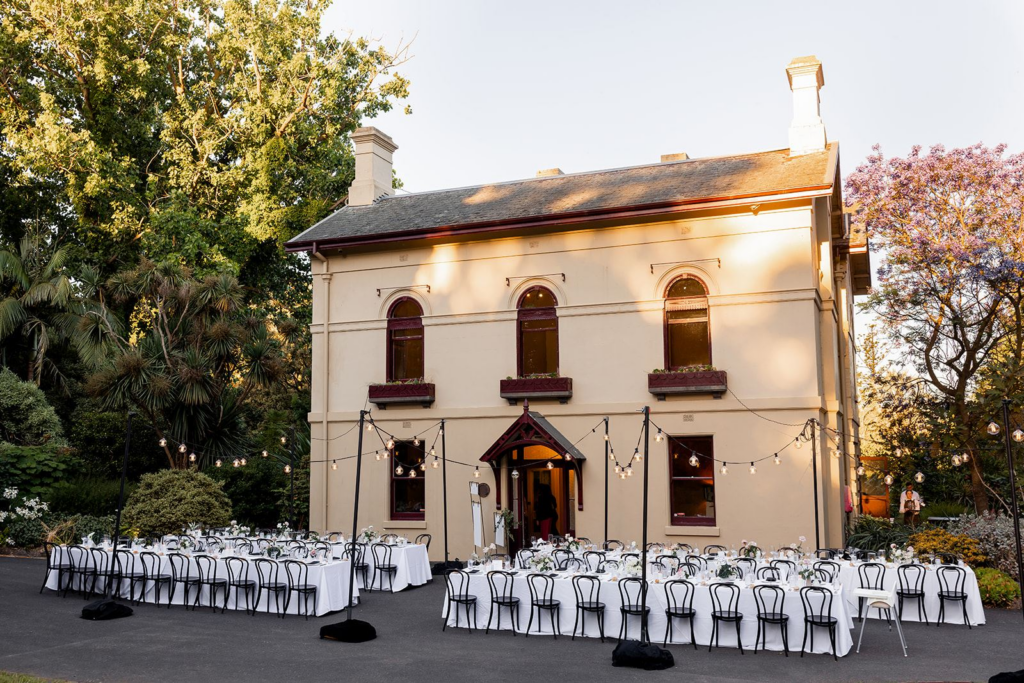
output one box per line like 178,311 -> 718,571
499,376 -> 573,405
368,382 -> 435,409
648,370 -> 727,400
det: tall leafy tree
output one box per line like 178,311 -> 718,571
847,144 -> 1024,513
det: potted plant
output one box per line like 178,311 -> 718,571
368,379 -> 436,408
499,374 -> 573,405
648,365 -> 728,399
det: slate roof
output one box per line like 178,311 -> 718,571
287,143 -> 837,250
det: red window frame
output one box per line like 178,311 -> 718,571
663,276 -> 711,371
390,440 -> 426,521
516,286 -> 559,377
386,297 -> 424,382
668,435 -> 716,526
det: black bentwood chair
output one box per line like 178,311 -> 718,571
516,549 -> 536,570
735,557 -> 757,579
757,566 -> 782,582
344,542 -> 370,588
415,533 -> 432,551
89,547 -> 114,597
655,555 -> 681,574
663,579 -> 697,649
800,585 -> 838,660
225,557 -> 258,615
370,543 -> 399,592
704,544 -> 727,555
770,559 -> 797,582
856,562 -> 891,623
552,549 -> 572,568
813,560 -> 841,584
582,550 -> 605,572
602,540 -> 624,551
443,569 -> 478,632
617,577 -> 650,643
485,570 -> 521,635
194,555 -> 229,613
896,563 -> 929,624
112,550 -> 146,605
936,565 -> 971,628
752,584 -> 790,656
526,573 -> 561,638
64,546 -> 94,598
709,582 -> 744,654
571,574 -> 606,642
283,559 -> 318,620
40,542 -> 71,595
686,555 -> 708,572
254,559 -> 288,618
167,552 -> 200,609
140,551 -> 173,607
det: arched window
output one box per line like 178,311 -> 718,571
517,286 -> 558,376
387,298 -> 424,381
664,277 -> 710,370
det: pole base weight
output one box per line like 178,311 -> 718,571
611,640 -> 674,670
320,619 -> 377,642
81,598 -> 134,621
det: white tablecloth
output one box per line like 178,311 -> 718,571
46,547 -> 357,616
331,542 -> 432,592
836,561 -> 985,625
443,571 -> 855,656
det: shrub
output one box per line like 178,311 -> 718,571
208,457 -> 285,529
67,514 -> 115,542
975,567 -> 1021,608
67,405 -> 163,479
5,517 -> 46,547
122,469 -> 231,536
948,512 -> 1023,581
848,514 -> 914,551
0,368 -> 65,446
920,501 -> 971,522
47,477 -> 132,517
0,444 -> 83,498
908,528 -> 986,566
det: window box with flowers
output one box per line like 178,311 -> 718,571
648,366 -> 727,400
368,380 -> 436,408
499,375 -> 573,405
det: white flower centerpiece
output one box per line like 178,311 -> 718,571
889,543 -> 914,564
739,540 -> 761,559
275,521 -> 291,539
358,526 -> 377,543
563,534 -> 581,552
529,552 -> 556,573
228,520 -> 252,538
623,555 -> 643,577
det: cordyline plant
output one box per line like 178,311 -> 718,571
76,259 -> 301,469
846,144 -> 1024,513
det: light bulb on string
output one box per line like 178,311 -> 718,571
262,450 -> 268,458
375,451 -> 382,461
603,433 -> 609,441
511,469 -> 520,480
773,453 -> 781,466
720,463 -> 728,475
831,449 -> 841,460
988,422 -> 1001,436
609,450 -> 616,461
634,449 -> 642,462
619,471 -> 627,480
366,422 -> 374,432
413,437 -> 420,447
431,457 -> 439,469
395,464 -> 404,476
386,438 -> 395,450
232,459 -> 240,468
794,439 -> 802,450
430,448 -> 436,457
420,461 -> 426,471
951,454 -> 962,467
409,469 -> 417,478
331,461 -> 338,471
474,467 -> 480,478
884,473 -> 894,487
564,453 -> 572,461
1014,429 -> 1024,443
614,464 -> 621,474
159,438 -> 167,447
215,459 -> 222,468
240,458 -> 246,466
284,464 -> 292,474
655,429 -> 664,443
439,427 -> 444,436
546,461 -> 554,470
749,462 -> 756,474
914,471 -> 925,484
189,452 -> 197,463
178,444 -> 187,453
688,454 -> 699,467
962,452 -> 970,462
625,466 -> 633,477
280,436 -> 287,445
856,464 -> 865,476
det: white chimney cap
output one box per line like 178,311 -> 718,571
786,56 -> 827,156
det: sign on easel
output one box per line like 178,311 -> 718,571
494,512 -> 506,548
469,482 -> 485,550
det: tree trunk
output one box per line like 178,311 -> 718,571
967,445 -> 989,513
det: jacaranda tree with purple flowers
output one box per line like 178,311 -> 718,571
846,144 -> 1024,513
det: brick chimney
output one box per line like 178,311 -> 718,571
349,127 -> 398,206
786,56 -> 826,155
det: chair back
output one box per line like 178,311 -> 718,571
756,566 -> 782,582
664,578 -> 694,612
194,554 -> 219,582
445,569 -> 473,598
575,537 -> 593,547
937,552 -> 959,565
164,537 -> 180,550
113,549 -> 137,576
815,548 -> 836,560
621,552 -> 641,564
548,534 -> 565,544
680,562 -> 699,578
552,549 -> 572,567
735,557 -> 756,578
289,544 -> 310,559
415,533 -> 432,550
857,561 -> 886,590
675,543 -> 695,554
897,562 -> 926,592
709,582 -> 740,613
617,576 -> 647,608
67,545 -> 90,572
572,574 -> 602,606
770,559 -> 797,580
562,558 -> 584,572
800,585 -> 834,621
602,539 -> 623,551
235,540 -> 254,555
140,550 -> 163,577
380,533 -> 400,544
254,538 -> 271,551
704,544 -> 727,555
526,573 -> 556,605
685,555 -> 708,571
254,558 -> 280,585
371,542 -> 393,567
937,565 -> 967,594
645,542 -> 665,552
656,555 -> 681,573
753,583 -> 786,616
343,542 -> 366,565
90,547 -> 112,577
599,559 -> 621,573
516,549 -> 536,569
326,532 -> 343,542
167,552 -> 190,582
282,559 -> 310,588
813,560 -> 840,583
224,556 -> 249,583
313,541 -> 332,560
582,550 -> 605,572
487,570 -> 516,603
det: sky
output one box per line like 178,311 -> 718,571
323,1 -> 1024,194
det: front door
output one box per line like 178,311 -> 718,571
508,445 -> 574,554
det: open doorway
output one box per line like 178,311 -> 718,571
510,445 -> 575,550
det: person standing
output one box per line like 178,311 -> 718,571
899,483 -> 924,527
535,484 -> 558,541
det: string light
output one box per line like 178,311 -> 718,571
884,473 -> 894,486
773,453 -> 781,466
634,449 -> 642,462
609,450 -> 616,461
366,422 -> 374,432
332,461 -> 338,471
386,438 -> 395,450
951,454 -> 962,467
619,471 -> 627,480
240,458 -> 246,466
414,437 -> 420,447
511,469 -> 520,480
430,448 -> 436,457
262,450 -> 268,458
546,461 -> 554,470
395,464 -> 404,476
284,464 -> 292,474
280,436 -> 287,445
189,452 -> 197,463
409,469 -> 417,478
603,433 -> 609,441
178,444 -> 187,454
431,457 -> 439,469
614,464 -> 621,474
688,454 -> 699,467
655,429 -> 664,443
439,427 -> 444,436
856,463 -> 865,476
420,461 -> 426,471
564,453 -> 572,461
720,463 -> 728,475
749,462 -> 756,474
232,459 -> 240,468
914,471 -> 925,483
625,466 -> 633,477
375,451 -> 383,461
159,438 -> 167,447
474,467 -> 480,478
215,459 -> 222,468
962,452 -> 970,463
988,422 -> 1001,436
831,449 -> 841,459
794,439 -> 802,450
1014,429 -> 1024,443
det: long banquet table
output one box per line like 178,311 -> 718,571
46,546 -> 357,616
330,540 -> 432,592
443,570 -> 855,656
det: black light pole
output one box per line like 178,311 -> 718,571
108,411 -> 134,596
289,424 -> 297,531
603,417 -> 610,545
809,419 -> 821,552
441,418 -> 450,567
639,406 -> 651,644
1000,399 -> 1024,623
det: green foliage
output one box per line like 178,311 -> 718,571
908,528 -> 986,566
848,514 -> 914,551
207,457 -> 285,529
0,445 -> 80,499
67,514 -> 115,542
975,567 -> 1021,608
46,477 -> 130,518
122,469 -> 231,536
5,517 -> 46,547
920,501 -> 971,522
67,405 -> 161,479
0,368 -> 65,446
948,512 -> 1024,581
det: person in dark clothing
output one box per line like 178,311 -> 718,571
535,484 -> 558,541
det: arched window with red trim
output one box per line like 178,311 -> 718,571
387,298 -> 424,381
664,277 -> 711,370
517,286 -> 558,376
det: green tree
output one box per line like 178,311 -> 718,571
123,469 -> 232,536
0,367 -> 65,446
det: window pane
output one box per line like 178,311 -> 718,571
667,308 -> 707,322
391,337 -> 424,380
671,443 -> 714,478
668,321 -> 710,368
670,479 -> 715,522
392,442 -> 425,520
519,287 -> 556,309
522,328 -> 557,375
390,299 -> 423,318
393,480 -> 426,515
667,278 -> 707,298
669,436 -> 715,525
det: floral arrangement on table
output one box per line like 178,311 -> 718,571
888,543 -> 915,564
623,555 -> 643,577
186,522 -> 202,536
266,543 -> 285,559
529,553 -> 556,573
739,540 -> 762,558
228,520 -> 252,537
178,537 -> 195,552
358,526 -> 377,543
798,567 -> 816,583
275,521 -> 291,538
563,534 -> 581,552
785,536 -> 808,556
307,531 -> 321,543
716,563 -> 738,580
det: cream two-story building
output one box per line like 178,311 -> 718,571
287,56 -> 870,561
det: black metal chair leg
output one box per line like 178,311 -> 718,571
736,619 -> 744,654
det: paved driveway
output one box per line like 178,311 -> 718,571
0,557 -> 1018,682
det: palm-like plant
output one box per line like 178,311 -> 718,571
0,233 -> 75,385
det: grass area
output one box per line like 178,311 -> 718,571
0,672 -> 68,682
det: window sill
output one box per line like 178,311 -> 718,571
664,525 -> 720,537
648,370 -> 727,400
384,520 -> 427,530
499,376 -> 573,405
368,382 -> 435,409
